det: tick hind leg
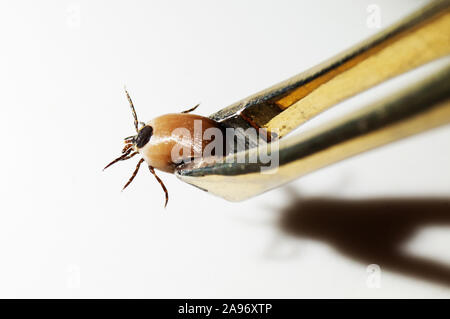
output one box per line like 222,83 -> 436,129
122,158 -> 145,191
148,166 -> 169,208
181,103 -> 200,114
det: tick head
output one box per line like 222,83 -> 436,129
134,125 -> 153,148
104,87 -> 169,207
124,123 -> 153,149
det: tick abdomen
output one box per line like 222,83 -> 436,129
138,113 -> 223,173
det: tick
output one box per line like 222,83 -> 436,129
104,88 -> 223,207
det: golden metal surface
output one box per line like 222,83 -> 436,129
176,1 -> 450,201
210,0 -> 450,137
268,4 -> 450,137
177,63 -> 450,201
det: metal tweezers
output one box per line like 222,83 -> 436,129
176,0 -> 450,201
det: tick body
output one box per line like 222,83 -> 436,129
140,113 -> 222,173
104,88 -> 223,207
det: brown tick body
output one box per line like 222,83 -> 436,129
139,113 -> 221,173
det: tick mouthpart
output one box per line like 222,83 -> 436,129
135,125 -> 153,148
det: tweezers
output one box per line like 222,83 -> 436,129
175,0 -> 450,201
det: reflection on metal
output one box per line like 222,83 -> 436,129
176,1 -> 450,201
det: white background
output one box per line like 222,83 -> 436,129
1,0 -> 449,298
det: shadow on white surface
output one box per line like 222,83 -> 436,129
278,188 -> 450,287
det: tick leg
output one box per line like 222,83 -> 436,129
104,150 -> 138,170
124,86 -> 139,133
122,158 -> 145,191
122,143 -> 134,154
174,156 -> 196,167
181,103 -> 200,114
103,148 -> 133,170
149,165 -> 169,208
122,152 -> 138,160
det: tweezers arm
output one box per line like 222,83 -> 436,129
177,64 -> 450,201
211,0 -> 450,138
